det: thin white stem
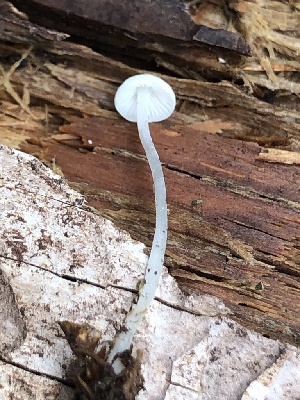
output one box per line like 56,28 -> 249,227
108,86 -> 168,370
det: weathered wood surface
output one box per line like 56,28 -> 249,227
0,145 -> 300,400
7,0 -> 300,95
0,0 -> 299,349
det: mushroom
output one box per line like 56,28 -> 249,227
108,74 -> 176,369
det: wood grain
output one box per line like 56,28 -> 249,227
0,1 -> 299,346
27,115 -> 300,346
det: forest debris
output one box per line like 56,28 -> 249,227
188,119 -> 235,134
193,26 -> 251,55
59,321 -> 144,400
257,148 -> 300,165
5,0 -> 300,97
0,45 -> 35,117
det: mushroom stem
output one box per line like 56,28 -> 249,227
107,86 -> 168,370
136,86 -> 168,296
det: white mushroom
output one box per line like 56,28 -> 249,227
108,74 -> 176,370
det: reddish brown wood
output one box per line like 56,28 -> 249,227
23,115 -> 300,346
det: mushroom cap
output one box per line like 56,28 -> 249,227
114,74 -> 176,123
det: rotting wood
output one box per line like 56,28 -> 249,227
27,115 -> 300,346
0,1 -> 299,348
0,144 -> 299,400
0,0 -> 69,43
7,0 -> 300,97
257,148 -> 300,165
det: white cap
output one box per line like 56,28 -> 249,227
114,74 -> 176,123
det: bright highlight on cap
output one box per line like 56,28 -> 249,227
114,73 -> 176,123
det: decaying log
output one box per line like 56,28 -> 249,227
7,0 -> 300,97
0,145 -> 300,400
0,0 -> 299,353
